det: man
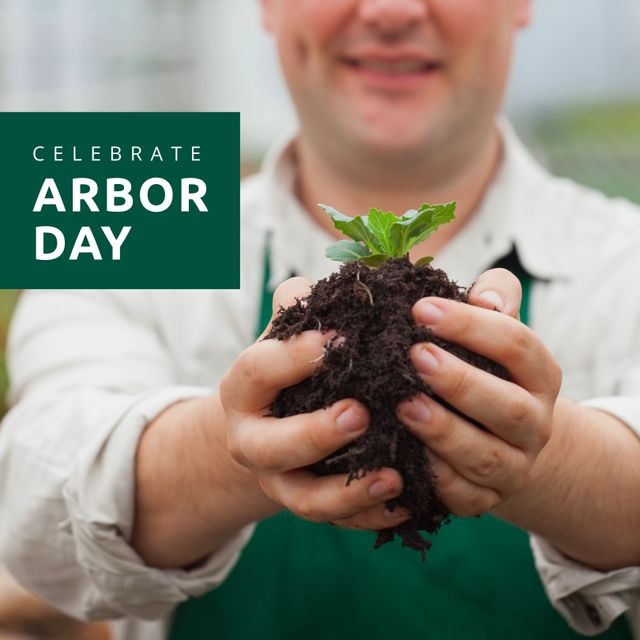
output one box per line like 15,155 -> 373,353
1,1 -> 640,639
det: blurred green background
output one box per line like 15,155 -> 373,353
0,290 -> 18,416
526,102 -> 640,204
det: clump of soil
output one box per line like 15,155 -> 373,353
266,257 -> 508,557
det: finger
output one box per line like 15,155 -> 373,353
230,399 -> 369,472
467,268 -> 521,320
264,467 -> 404,523
332,504 -> 412,531
398,393 -> 531,495
259,277 -> 313,339
426,450 -> 501,518
409,343 -> 548,449
221,330 -> 332,414
412,298 -> 561,395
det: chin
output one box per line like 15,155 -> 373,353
350,121 -> 439,158
345,100 -> 445,149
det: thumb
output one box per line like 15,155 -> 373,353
259,276 -> 313,339
467,268 -> 522,320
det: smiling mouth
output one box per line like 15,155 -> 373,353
344,58 -> 440,75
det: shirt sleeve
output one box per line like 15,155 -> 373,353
0,290 -> 253,621
530,394 -> 640,636
530,535 -> 640,636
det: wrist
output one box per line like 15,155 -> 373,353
200,394 -> 281,525
491,398 -> 640,570
132,394 -> 279,568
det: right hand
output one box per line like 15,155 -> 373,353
220,277 -> 411,531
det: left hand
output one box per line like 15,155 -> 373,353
396,268 -> 562,518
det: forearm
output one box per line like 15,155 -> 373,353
494,397 -> 640,571
131,394 -> 280,568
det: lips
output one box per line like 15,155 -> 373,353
344,57 -> 440,75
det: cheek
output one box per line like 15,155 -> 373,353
433,0 -> 514,85
298,0 -> 353,33
434,0 -> 505,50
277,0 -> 356,92
278,0 -> 354,51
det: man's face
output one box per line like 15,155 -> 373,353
261,0 -> 530,160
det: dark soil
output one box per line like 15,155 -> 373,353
266,257 -> 509,557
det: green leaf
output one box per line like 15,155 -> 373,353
410,202 -> 456,245
414,256 -> 434,267
367,208 -> 396,255
321,200 -> 456,264
319,204 -> 381,253
390,202 -> 456,256
360,253 -> 389,268
325,240 -> 371,263
389,221 -> 410,257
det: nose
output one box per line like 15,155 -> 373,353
358,0 -> 428,35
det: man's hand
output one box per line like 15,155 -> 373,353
220,277 -> 411,531
395,267 -> 640,570
397,268 -> 562,518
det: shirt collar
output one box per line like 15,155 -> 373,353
261,131 -> 338,287
260,118 -> 572,289
493,118 -> 572,281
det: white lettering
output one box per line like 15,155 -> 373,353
106,178 -> 134,212
72,178 -> 99,212
101,226 -> 131,260
70,227 -> 102,260
150,146 -> 163,162
181,178 -> 208,212
140,178 -> 173,212
33,146 -> 44,162
36,226 -> 65,260
34,178 -> 66,212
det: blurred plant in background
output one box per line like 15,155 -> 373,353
0,291 -> 18,417
526,102 -> 640,203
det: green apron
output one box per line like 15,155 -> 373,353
169,247 -> 631,639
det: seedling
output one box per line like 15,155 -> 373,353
321,202 -> 456,267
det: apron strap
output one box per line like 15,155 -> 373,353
488,245 -> 532,326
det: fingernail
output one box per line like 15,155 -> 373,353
403,396 -> 432,423
384,508 -> 411,520
414,345 -> 439,375
416,300 -> 444,326
477,290 -> 505,312
336,405 -> 366,434
369,480 -> 398,499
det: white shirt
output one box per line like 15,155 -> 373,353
1,121 -> 640,639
